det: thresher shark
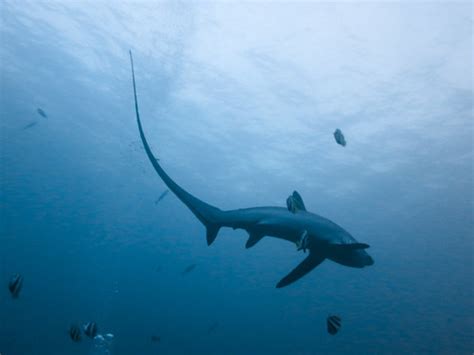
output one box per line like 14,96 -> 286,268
129,52 -> 374,288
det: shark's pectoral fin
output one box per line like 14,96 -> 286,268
286,190 -> 307,213
245,232 -> 265,249
276,252 -> 325,288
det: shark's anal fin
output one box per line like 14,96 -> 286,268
276,252 -> 325,288
245,232 -> 264,249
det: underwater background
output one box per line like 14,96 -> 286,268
0,1 -> 472,354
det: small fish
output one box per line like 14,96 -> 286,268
333,129 -> 346,147
22,121 -> 38,130
155,189 -> 170,204
69,324 -> 82,342
182,264 -> 196,275
8,274 -> 23,298
151,335 -> 161,343
83,322 -> 98,338
37,108 -> 47,118
327,315 -> 341,335
295,230 -> 309,253
208,321 -> 219,334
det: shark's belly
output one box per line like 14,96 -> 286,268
221,207 -> 359,247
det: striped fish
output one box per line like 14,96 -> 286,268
83,322 -> 98,338
327,315 -> 342,335
69,324 -> 82,342
8,274 -> 23,298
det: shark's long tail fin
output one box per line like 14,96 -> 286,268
129,51 -> 223,245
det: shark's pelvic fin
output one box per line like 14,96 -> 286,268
245,232 -> 265,249
206,224 -> 221,246
276,251 -> 325,288
286,190 -> 307,213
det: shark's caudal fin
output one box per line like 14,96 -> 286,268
129,51 -> 223,245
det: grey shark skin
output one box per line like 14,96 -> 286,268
129,51 -> 374,288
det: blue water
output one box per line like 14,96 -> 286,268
1,2 -> 472,354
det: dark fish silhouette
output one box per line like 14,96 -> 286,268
83,322 -> 98,338
327,315 -> 341,335
208,321 -> 219,334
69,324 -> 82,342
155,189 -> 170,204
22,121 -> 38,130
37,108 -> 47,118
333,129 -> 346,147
151,335 -> 161,343
182,264 -> 196,275
8,274 -> 23,298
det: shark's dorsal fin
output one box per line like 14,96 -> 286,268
245,232 -> 265,249
276,251 -> 325,288
286,190 -> 307,213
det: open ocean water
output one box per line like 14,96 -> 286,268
0,2 -> 472,354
